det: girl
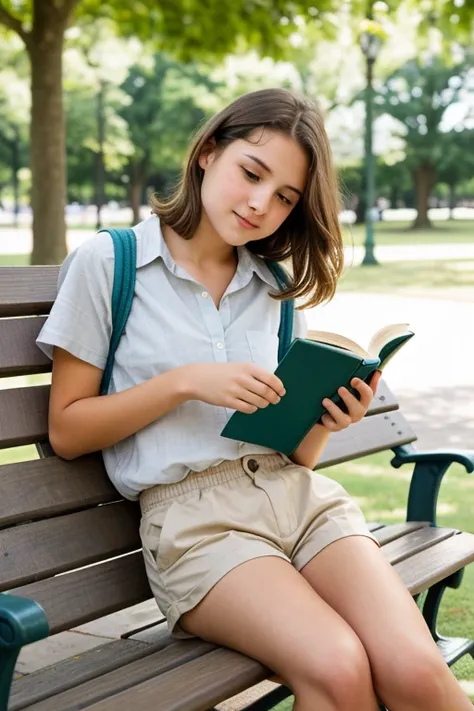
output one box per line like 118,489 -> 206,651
37,88 -> 471,711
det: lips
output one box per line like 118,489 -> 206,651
234,212 -> 258,229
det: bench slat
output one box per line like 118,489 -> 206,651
20,641 -> 216,711
0,455 -> 118,528
381,526 -> 458,565
0,502 -> 140,590
393,531 -> 474,596
0,317 -> 50,377
0,267 -> 59,317
0,385 -> 49,448
79,647 -> 266,711
373,521 -> 427,545
10,636 -> 170,711
10,552 -> 151,634
316,409 -> 417,469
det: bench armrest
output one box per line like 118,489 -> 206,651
0,594 -> 49,711
391,444 -> 474,525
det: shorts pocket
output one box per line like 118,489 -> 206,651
140,492 -> 201,574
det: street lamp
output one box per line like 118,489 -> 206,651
360,27 -> 382,265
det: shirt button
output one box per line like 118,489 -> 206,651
247,459 -> 260,473
201,291 -> 209,298
216,342 -> 224,350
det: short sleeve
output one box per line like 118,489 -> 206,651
293,307 -> 308,340
36,232 -> 114,369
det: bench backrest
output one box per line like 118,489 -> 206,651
0,266 -> 417,635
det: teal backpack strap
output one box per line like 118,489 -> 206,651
99,228 -> 137,395
265,259 -> 294,362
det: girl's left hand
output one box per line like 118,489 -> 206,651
320,370 -> 382,433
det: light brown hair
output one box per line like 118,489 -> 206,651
151,88 -> 344,308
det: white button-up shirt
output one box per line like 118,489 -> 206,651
37,215 -> 307,500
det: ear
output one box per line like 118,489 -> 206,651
198,137 -> 217,170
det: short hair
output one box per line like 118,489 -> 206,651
151,88 -> 344,308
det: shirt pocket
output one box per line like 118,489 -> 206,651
245,330 -> 279,372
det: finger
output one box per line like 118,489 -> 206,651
321,412 -> 340,431
236,386 -> 273,410
232,399 -> 259,415
322,397 -> 352,429
349,378 -> 376,408
368,370 -> 382,393
247,377 -> 282,405
249,365 -> 286,397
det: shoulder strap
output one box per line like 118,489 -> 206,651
264,259 -> 294,362
100,228 -> 137,395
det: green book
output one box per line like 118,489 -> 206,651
220,323 -> 414,455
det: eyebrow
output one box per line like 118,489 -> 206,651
243,154 -> 303,197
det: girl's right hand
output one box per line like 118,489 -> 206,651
183,362 -> 286,414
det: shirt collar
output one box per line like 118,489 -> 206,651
133,214 -> 278,289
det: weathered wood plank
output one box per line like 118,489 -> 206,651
374,522 -> 427,546
382,526 -> 458,565
0,385 -> 49,448
0,317 -> 50,377
10,552 -> 151,634
316,409 -> 417,469
10,635 -> 171,711
0,502 -> 141,590
0,455 -> 117,528
22,641 -> 216,711
393,532 -> 474,596
77,648 -> 267,711
0,267 -> 59,317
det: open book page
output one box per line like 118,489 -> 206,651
368,323 -> 412,358
307,330 -> 370,358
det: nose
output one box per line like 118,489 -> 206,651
248,186 -> 272,215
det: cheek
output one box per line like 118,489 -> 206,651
203,166 -> 247,207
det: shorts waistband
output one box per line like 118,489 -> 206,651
139,453 -> 286,515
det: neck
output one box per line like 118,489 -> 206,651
162,213 -> 236,268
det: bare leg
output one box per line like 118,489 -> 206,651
181,556 -> 380,711
300,535 -> 472,711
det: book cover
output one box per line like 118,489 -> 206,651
220,338 -> 380,455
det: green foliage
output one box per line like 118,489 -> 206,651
374,55 -> 472,172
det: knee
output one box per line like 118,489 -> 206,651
375,646 -> 448,707
293,632 -> 373,710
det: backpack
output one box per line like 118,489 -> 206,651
99,227 -> 294,395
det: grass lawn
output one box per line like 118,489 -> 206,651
338,258 -> 474,296
344,220 -> 474,247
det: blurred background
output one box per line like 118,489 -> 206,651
1,0 -> 473,704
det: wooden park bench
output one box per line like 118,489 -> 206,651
1,265 -> 474,711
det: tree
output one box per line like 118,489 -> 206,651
437,129 -> 474,218
0,0 -> 341,264
373,55 -> 474,228
119,54 -> 216,223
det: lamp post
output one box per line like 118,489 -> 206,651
360,27 -> 382,265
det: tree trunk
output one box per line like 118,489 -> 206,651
28,3 -> 68,264
448,183 -> 456,220
129,157 -> 149,225
411,164 -> 436,229
12,127 -> 20,228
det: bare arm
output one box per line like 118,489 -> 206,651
49,348 -> 285,460
49,348 -> 192,460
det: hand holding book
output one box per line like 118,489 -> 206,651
221,323 -> 414,455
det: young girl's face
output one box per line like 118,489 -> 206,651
198,129 -> 308,247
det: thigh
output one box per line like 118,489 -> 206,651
181,555 -> 369,687
300,535 -> 440,670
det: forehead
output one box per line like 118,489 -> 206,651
230,129 -> 308,188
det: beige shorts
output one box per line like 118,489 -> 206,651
139,453 -> 378,639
